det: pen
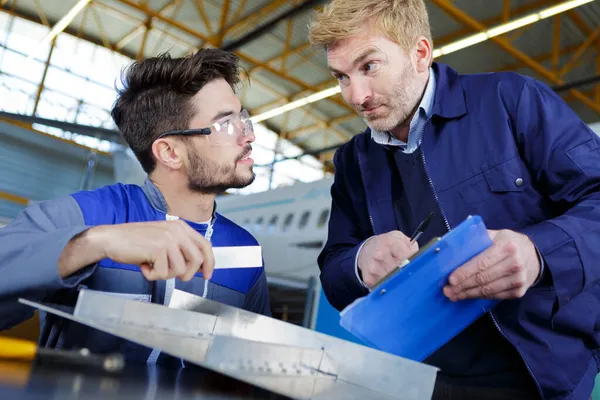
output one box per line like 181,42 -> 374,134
410,212 -> 434,243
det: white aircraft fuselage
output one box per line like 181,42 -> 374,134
217,177 -> 334,284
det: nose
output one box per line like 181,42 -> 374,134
348,78 -> 372,107
238,122 -> 255,145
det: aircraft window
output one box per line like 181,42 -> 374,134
282,213 -> 294,231
317,209 -> 330,228
298,211 -> 310,230
255,217 -> 264,230
267,215 -> 279,231
243,218 -> 250,226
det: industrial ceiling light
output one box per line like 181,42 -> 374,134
250,0 -> 595,124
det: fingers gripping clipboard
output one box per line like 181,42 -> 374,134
339,215 -> 499,362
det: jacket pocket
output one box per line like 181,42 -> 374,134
483,156 -> 527,193
459,156 -> 541,230
566,138 -> 600,179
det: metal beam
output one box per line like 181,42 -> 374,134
221,0 -> 290,39
247,75 -> 350,142
0,111 -> 124,144
552,15 -> 561,74
149,0 -> 186,55
192,0 -> 213,36
221,0 -> 323,52
0,2 -> 322,165
114,2 -> 173,50
496,42 -> 589,72
90,2 -> 113,50
566,9 -> 600,51
113,0 -> 211,42
32,37 -> 55,116
430,0 -> 600,115
32,0 -> 49,26
282,19 -> 294,72
503,0 -> 511,22
435,0 -> 557,46
552,74 -> 600,92
216,0 -> 231,47
137,18 -> 151,60
0,4 -> 137,59
285,113 -> 357,141
0,190 -> 29,206
227,0 -> 247,32
110,0 -> 352,115
246,0 -> 567,137
558,25 -> 600,79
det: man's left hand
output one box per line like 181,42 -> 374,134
443,229 -> 541,301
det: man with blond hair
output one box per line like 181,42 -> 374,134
310,0 -> 600,399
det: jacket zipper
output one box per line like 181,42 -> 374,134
420,120 -> 544,399
356,151 -> 376,233
419,119 -> 451,232
489,311 -> 544,399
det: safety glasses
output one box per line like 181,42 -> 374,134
155,109 -> 253,141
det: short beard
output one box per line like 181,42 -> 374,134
361,63 -> 422,133
187,147 -> 255,195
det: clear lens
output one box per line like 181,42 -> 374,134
205,109 -> 253,145
211,110 -> 252,136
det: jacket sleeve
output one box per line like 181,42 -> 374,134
0,196 -> 97,330
317,149 -> 370,311
242,267 -> 272,317
515,77 -> 600,309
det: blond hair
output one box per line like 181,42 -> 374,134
308,0 -> 432,52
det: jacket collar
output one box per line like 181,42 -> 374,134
430,62 -> 467,120
141,177 -> 218,218
142,177 -> 169,213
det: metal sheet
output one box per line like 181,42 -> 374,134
169,289 -> 437,399
20,289 -> 438,400
74,290 -> 218,338
204,336 -> 335,399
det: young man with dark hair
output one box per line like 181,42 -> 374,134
0,48 -> 270,364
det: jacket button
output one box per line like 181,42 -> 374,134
515,178 -> 524,187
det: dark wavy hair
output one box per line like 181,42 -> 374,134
111,49 -> 241,173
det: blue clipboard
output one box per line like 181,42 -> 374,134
339,215 -> 498,362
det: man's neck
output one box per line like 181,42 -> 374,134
389,112 -> 414,143
150,175 -> 215,223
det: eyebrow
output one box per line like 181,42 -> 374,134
329,48 -> 380,75
210,105 -> 242,123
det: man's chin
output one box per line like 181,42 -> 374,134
188,172 -> 255,194
363,113 -> 391,130
230,171 -> 256,189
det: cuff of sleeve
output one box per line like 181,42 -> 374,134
55,227 -> 98,289
354,236 -> 375,291
531,246 -> 545,287
520,221 -> 581,307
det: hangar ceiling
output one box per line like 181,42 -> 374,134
1,0 -> 599,173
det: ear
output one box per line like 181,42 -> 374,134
414,36 -> 432,73
151,138 -> 185,170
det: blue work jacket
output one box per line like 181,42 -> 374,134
318,62 -> 600,400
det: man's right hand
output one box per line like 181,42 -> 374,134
58,220 -> 215,282
357,231 -> 419,288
